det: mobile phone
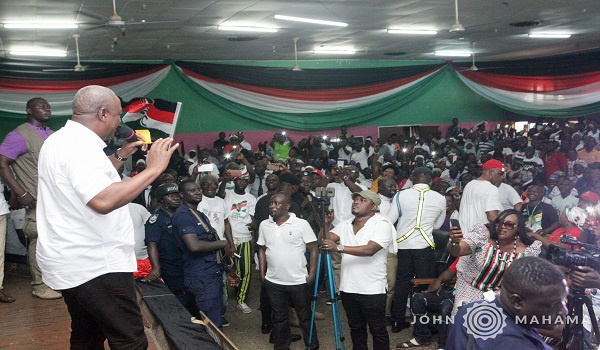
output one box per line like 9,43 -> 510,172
197,163 -> 213,172
450,219 -> 461,230
337,160 -> 345,168
266,163 -> 280,171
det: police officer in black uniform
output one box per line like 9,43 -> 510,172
172,180 -> 237,329
143,183 -> 199,317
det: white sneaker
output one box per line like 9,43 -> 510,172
237,303 -> 252,314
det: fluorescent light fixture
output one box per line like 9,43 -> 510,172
388,29 -> 437,35
10,48 -> 67,57
217,25 -> 278,33
4,22 -> 78,29
313,49 -> 356,55
434,50 -> 472,57
274,15 -> 347,27
528,33 -> 571,38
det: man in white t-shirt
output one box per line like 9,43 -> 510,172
197,175 -> 233,247
498,182 -> 523,211
224,174 -> 257,313
128,203 -> 151,260
257,192 -> 319,350
351,142 -> 370,170
326,165 -> 368,290
458,159 -> 504,234
322,190 -> 394,350
387,167 -> 446,333
36,85 -> 178,349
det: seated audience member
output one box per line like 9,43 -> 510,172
578,135 -> 600,166
543,207 -> 587,244
521,184 -> 560,237
550,178 -> 579,215
447,209 -> 543,316
397,258 -> 458,349
447,256 -> 567,349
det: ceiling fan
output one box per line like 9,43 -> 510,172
449,0 -> 465,33
291,37 -> 303,71
266,37 -> 304,71
79,0 -> 178,35
42,34 -> 104,72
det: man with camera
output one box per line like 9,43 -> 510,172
172,179 -> 236,329
321,190 -> 395,350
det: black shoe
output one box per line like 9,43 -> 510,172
391,321 -> 410,333
262,323 -> 273,334
269,333 -> 302,344
222,317 -> 230,327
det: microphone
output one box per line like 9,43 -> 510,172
116,125 -> 137,142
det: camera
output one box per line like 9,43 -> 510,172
546,236 -> 600,271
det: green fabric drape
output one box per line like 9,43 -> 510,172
173,65 -> 449,131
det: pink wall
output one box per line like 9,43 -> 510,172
174,122 -> 500,151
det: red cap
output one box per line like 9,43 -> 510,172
311,169 -> 324,177
581,191 -> 600,204
482,159 -> 507,172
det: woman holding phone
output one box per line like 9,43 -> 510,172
447,209 -> 542,316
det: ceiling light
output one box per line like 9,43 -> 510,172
434,50 -> 472,57
217,26 -> 278,33
4,22 -> 78,29
528,33 -> 571,38
313,49 -> 356,55
274,15 -> 347,27
10,48 -> 67,57
387,29 -> 437,35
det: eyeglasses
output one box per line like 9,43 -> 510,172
495,220 -> 516,230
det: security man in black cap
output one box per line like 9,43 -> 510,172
143,182 -> 198,317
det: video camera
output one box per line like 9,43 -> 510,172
546,235 -> 600,271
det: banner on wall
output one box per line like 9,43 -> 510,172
121,97 -> 182,138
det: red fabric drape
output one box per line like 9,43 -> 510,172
458,69 -> 600,93
181,67 -> 441,101
0,66 -> 168,91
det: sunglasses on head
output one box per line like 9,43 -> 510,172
495,219 -> 516,230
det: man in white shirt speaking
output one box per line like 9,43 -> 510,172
36,85 -> 178,349
257,192 -> 319,350
387,167 -> 446,333
321,190 -> 394,350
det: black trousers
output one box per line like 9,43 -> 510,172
263,280 -> 319,350
411,291 -> 454,348
391,248 -> 436,323
340,292 -> 389,350
260,281 -> 273,327
61,272 -> 147,350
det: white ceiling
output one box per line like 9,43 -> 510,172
0,0 -> 598,63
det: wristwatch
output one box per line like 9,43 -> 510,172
113,148 -> 128,161
336,244 -> 344,252
342,176 -> 349,181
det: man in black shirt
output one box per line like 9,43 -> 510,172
521,184 -> 560,236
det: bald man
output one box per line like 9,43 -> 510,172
36,85 -> 179,349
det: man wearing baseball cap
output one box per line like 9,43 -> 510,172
321,189 -> 395,350
457,159 -> 504,234
143,183 -> 198,317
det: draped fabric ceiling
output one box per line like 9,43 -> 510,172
1,51 -> 600,133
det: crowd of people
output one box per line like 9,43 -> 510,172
2,87 -> 600,350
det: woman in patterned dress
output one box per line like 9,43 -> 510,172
447,209 -> 542,316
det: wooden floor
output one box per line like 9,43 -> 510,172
0,262 -> 435,350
